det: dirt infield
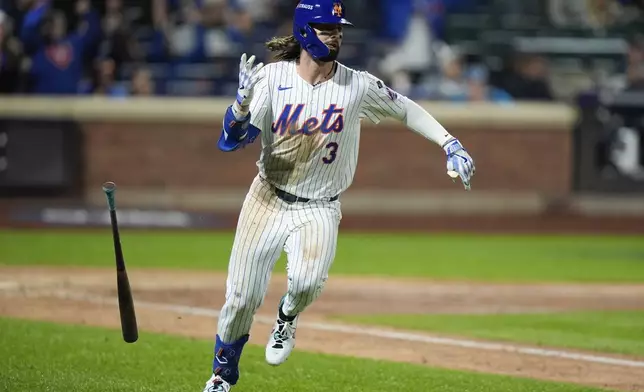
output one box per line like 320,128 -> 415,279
2,266 -> 644,391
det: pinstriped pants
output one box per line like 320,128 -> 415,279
217,174 -> 342,343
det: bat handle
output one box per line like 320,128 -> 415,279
102,181 -> 117,212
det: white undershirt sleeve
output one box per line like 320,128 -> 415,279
401,95 -> 453,147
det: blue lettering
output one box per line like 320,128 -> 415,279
320,104 -> 344,134
271,104 -> 344,136
271,104 -> 305,136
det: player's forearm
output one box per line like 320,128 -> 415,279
402,97 -> 454,147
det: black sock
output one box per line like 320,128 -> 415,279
279,302 -> 297,322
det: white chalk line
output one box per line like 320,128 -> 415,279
2,285 -> 644,369
0,281 -> 20,289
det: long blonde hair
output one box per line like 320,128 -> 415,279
265,35 -> 302,62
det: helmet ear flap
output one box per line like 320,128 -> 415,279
293,19 -> 330,60
301,23 -> 314,38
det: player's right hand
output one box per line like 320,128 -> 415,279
443,138 -> 476,191
236,53 -> 264,109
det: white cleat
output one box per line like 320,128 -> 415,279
203,374 -> 231,392
265,315 -> 298,366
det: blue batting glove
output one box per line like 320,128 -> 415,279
442,138 -> 476,191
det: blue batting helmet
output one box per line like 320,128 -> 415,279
293,0 -> 353,61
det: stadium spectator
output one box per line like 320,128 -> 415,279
602,34 -> 644,94
0,9 -> 27,93
201,0 -> 251,57
417,46 -> 512,103
20,0 -> 102,94
0,0 -> 25,26
84,56 -> 128,96
99,0 -> 143,70
376,0 -> 476,95
415,45 -> 468,100
623,35 -> 644,91
83,58 -> 154,97
376,0 -> 437,95
0,0 -> 635,100
230,0 -> 273,25
500,54 -> 554,101
130,65 -> 154,95
464,65 -> 513,103
228,0 -> 273,37
149,0 -> 249,64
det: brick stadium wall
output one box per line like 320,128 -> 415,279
83,120 -> 571,195
7,97 -> 642,233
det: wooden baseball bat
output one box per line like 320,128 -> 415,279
102,181 -> 139,343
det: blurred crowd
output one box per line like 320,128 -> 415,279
0,0 -> 642,102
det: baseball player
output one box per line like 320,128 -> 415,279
202,1 -> 475,391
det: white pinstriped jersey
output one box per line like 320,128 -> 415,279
247,60 -> 406,199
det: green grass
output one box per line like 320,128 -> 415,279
2,229 -> 644,282
337,311 -> 644,357
0,317 -> 613,392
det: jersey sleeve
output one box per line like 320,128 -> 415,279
359,73 -> 407,124
248,68 -> 272,131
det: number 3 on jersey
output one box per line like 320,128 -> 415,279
323,142 -> 339,164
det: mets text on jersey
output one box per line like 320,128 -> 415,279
271,104 -> 345,136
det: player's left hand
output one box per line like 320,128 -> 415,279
442,138 -> 475,191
